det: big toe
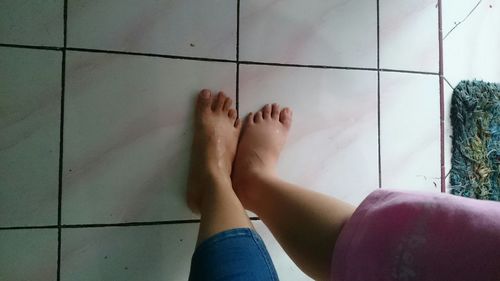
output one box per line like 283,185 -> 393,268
196,89 -> 212,111
279,107 -> 293,128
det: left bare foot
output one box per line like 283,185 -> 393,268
186,89 -> 241,214
232,103 -> 292,210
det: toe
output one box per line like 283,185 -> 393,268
234,118 -> 242,129
271,103 -> 280,119
246,112 -> 254,125
254,111 -> 263,123
228,108 -> 237,120
262,104 -> 272,119
223,97 -> 233,112
197,89 -> 212,110
279,107 -> 293,128
212,91 -> 226,111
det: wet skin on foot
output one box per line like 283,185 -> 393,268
232,103 -> 293,208
187,89 -> 241,214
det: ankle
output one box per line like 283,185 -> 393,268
232,169 -> 277,212
189,167 -> 231,196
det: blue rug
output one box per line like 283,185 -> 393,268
450,80 -> 500,201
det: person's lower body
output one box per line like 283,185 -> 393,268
185,90 -> 500,281
186,90 -> 355,281
185,89 -> 279,280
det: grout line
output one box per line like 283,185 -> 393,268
66,47 -> 235,63
0,218 -> 262,231
57,1 -> 68,280
64,217 -> 262,228
0,43 -> 62,51
236,0 -> 240,115
56,55 -> 64,281
240,60 -> 379,72
376,0 -> 381,189
378,68 -> 439,76
63,219 -> 202,228
438,0 -> 445,193
236,0 -> 240,61
0,225 -> 59,230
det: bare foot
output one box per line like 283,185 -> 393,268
232,103 -> 292,208
187,90 -> 241,214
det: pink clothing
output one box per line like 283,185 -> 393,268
331,189 -> 500,281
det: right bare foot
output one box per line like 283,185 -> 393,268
187,90 -> 241,214
232,103 -> 292,208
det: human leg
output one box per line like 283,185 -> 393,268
187,90 -> 278,280
186,89 -> 250,243
233,104 -> 356,281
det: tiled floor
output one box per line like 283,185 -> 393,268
1,0 -> 497,280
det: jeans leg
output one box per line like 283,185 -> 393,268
189,228 -> 279,281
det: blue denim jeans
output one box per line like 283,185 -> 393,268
189,228 -> 279,281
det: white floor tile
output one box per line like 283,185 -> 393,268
379,0 -> 439,72
61,224 -> 198,281
240,0 -> 377,67
67,0 -> 237,59
0,48 -> 61,227
0,0 -> 63,46
62,51 -> 236,224
239,65 -> 379,206
380,72 -> 441,192
0,229 -> 58,281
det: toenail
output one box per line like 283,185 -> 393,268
201,90 -> 210,98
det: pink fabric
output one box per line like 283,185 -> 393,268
330,189 -> 500,281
